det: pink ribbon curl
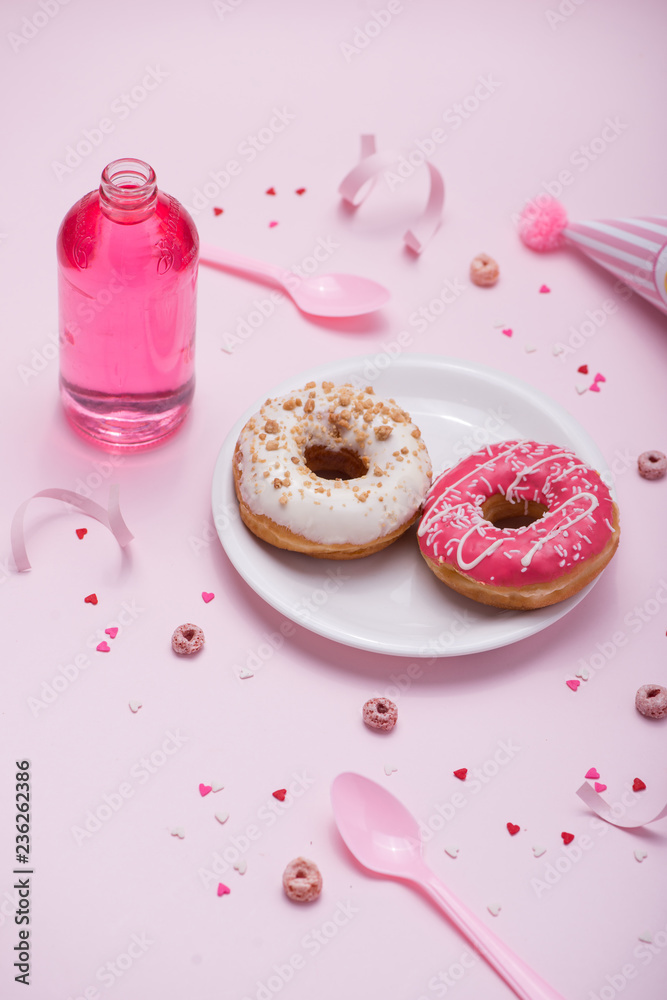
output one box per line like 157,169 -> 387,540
576,782 -> 667,829
11,485 -> 133,572
339,134 -> 445,254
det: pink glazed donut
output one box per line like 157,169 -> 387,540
417,440 -> 620,609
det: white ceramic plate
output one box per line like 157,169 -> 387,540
211,354 -> 614,656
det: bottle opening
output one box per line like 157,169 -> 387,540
100,158 -> 157,217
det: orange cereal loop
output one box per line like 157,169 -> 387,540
470,253 -> 499,287
282,857 -> 322,902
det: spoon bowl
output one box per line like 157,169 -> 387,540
331,773 -> 566,1000
199,243 -> 390,317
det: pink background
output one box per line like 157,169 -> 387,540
1,1 -> 667,997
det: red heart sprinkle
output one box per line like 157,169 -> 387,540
199,784 -> 212,797
507,822 -> 520,836
202,591 -> 215,603
213,207 -> 224,216
577,365 -> 589,375
76,528 -> 87,539
217,882 -> 230,896
561,832 -> 574,845
96,641 -> 110,653
539,284 -> 551,293
268,221 -> 278,228
502,328 -> 513,337
633,778 -> 646,792
272,789 -> 287,801
105,627 -> 118,639
453,768 -> 468,781
265,187 -> 276,196
566,679 -> 580,691
295,187 -> 306,195
84,593 -> 98,605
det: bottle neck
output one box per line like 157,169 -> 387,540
99,158 -> 158,223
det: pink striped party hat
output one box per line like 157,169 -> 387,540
518,196 -> 667,315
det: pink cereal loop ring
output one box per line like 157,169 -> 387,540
470,253 -> 500,287
171,623 -> 205,655
635,684 -> 667,720
637,451 -> 667,480
362,697 -> 398,731
282,857 -> 322,902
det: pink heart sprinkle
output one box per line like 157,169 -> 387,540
585,768 -> 600,780
96,641 -> 110,653
202,592 -> 215,603
594,782 -> 607,793
217,883 -> 230,896
594,373 -> 606,382
269,221 -> 278,228
566,679 -> 580,691
199,784 -> 212,797
539,284 -> 551,293
105,627 -> 118,639
589,383 -> 600,393
502,328 -> 513,337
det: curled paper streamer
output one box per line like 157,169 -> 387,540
576,782 -> 667,829
339,134 -> 445,253
11,485 -> 133,572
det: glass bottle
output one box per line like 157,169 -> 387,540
57,158 -> 199,449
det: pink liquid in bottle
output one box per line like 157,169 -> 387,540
57,158 -> 199,449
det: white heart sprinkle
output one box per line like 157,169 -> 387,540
575,384 -> 588,395
634,848 -> 648,863
384,764 -> 398,776
211,780 -> 224,793
487,903 -> 502,916
638,931 -> 653,943
552,344 -> 564,356
238,667 -> 254,679
221,345 -> 234,355
493,320 -> 506,328
444,846 -> 459,859
170,827 -> 185,839
215,812 -> 229,825
575,667 -> 590,680
532,845 -> 547,858
524,344 -> 537,353
129,700 -> 142,713
233,860 -> 247,874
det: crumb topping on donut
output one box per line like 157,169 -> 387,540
234,382 -> 432,546
418,440 -> 618,587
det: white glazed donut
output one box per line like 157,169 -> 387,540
233,381 -> 432,558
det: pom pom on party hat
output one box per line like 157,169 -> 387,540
518,196 -> 667,315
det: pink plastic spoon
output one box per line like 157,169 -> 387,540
199,243 -> 390,317
331,773 -> 566,1000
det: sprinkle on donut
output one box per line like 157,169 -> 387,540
233,382 -> 432,558
282,857 -> 322,902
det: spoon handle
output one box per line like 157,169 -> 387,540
420,869 -> 566,1000
199,243 -> 289,285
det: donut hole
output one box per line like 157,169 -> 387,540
647,688 -> 662,698
482,495 -> 548,530
182,629 -> 195,641
304,444 -> 368,481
